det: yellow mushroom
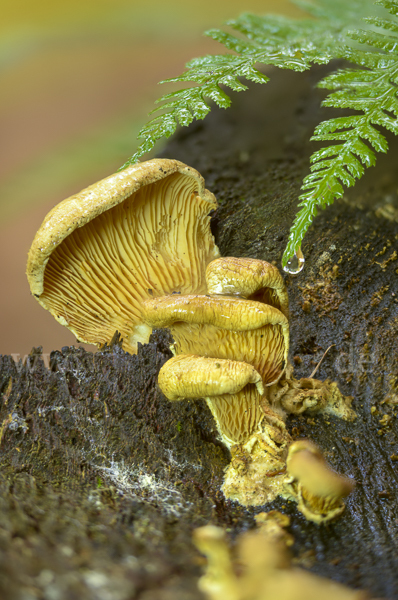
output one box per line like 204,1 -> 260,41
158,355 -> 265,401
158,354 -> 266,446
285,440 -> 355,523
26,161 -> 289,452
193,524 -> 368,600
206,256 -> 289,317
26,158 -> 219,353
140,257 -> 290,448
142,293 -> 289,335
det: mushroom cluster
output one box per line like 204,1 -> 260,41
27,159 -> 355,520
145,256 -> 290,448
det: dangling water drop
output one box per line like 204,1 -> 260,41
283,246 -> 305,275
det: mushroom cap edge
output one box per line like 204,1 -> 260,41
26,158 -> 217,298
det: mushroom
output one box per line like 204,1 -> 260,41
138,254 -> 292,506
26,160 -> 289,454
285,440 -> 355,523
205,256 -> 289,317
193,524 -> 368,600
26,159 -> 219,353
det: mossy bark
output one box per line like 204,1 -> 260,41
1,67 -> 398,599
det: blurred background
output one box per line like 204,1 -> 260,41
1,0 -> 302,361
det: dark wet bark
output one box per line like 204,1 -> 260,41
1,66 -> 398,599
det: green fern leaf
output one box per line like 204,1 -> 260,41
204,30 -> 259,54
283,3 -> 398,266
121,3 -> 367,172
375,0 -> 398,16
347,29 -> 398,51
364,15 -> 398,32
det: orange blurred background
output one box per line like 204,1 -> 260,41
0,0 -> 302,360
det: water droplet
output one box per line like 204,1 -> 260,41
283,247 -> 305,275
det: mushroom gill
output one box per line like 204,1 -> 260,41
26,159 -> 219,352
167,322 -> 286,390
142,292 -> 288,388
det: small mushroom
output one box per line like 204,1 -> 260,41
26,159 -> 219,352
193,524 -> 368,600
158,355 -> 265,401
158,354 -> 266,446
285,440 -> 355,523
206,256 -> 289,317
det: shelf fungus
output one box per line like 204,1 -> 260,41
27,159 -> 355,521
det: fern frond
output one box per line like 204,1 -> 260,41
118,55 -> 270,170
119,6 -> 360,171
364,16 -> 398,33
120,0 -> 398,272
283,15 -> 398,265
347,29 -> 398,52
293,0 -> 374,20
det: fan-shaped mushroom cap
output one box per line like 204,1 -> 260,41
206,257 -> 289,317
142,294 -> 288,335
26,159 -> 219,352
159,354 -> 265,401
